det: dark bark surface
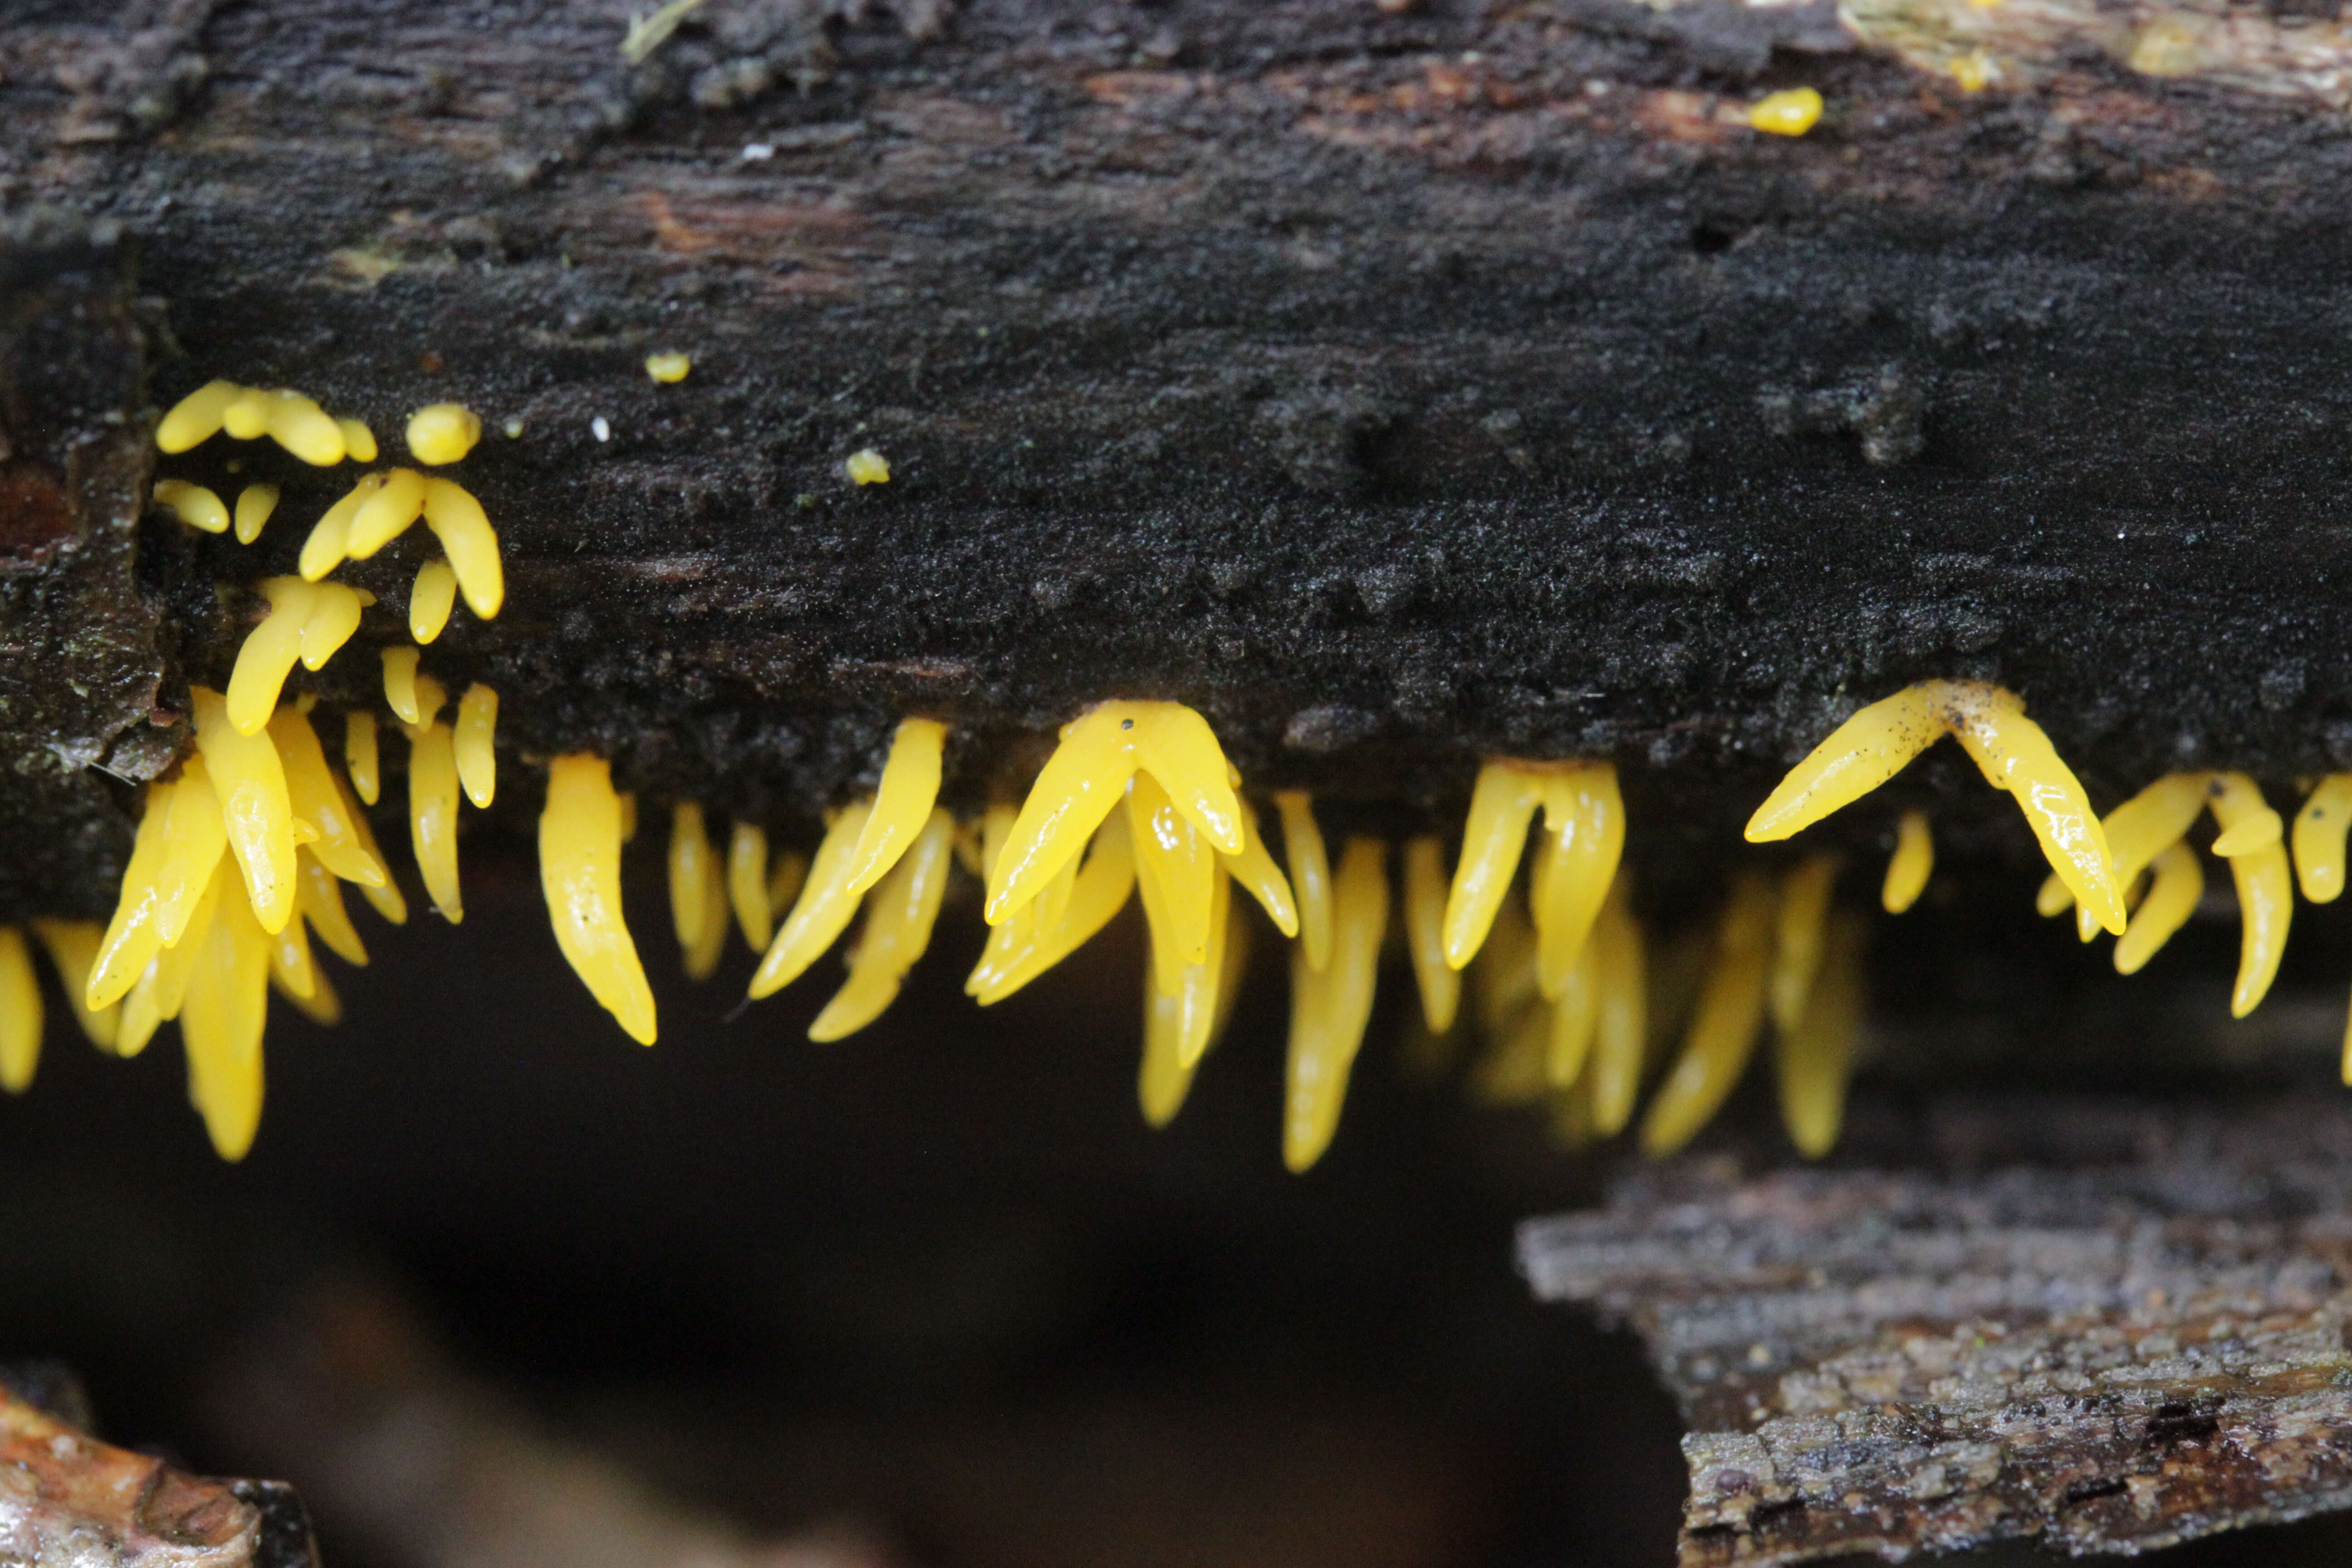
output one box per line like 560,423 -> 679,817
7,0 -> 2352,919
1521,1092 -> 2352,1565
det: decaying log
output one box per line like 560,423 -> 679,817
0,1363 -> 318,1568
1520,1092 -> 2352,1564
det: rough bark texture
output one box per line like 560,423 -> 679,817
6,0 -> 2352,918
1521,1093 -> 2352,1565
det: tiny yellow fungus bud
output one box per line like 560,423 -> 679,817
1749,87 -> 1823,137
645,351 -> 691,383
502,416 -> 525,439
846,447 -> 891,485
345,711 -> 381,805
541,755 -> 657,1044
411,558 -> 458,643
233,484 -> 280,544
1949,51 -> 1994,92
726,822 -> 774,951
337,418 -> 379,463
669,803 -> 717,956
157,381 -> 244,453
155,479 -> 230,533
221,387 -> 274,440
455,684 -> 498,807
407,402 -> 483,465
2293,774 -> 2352,903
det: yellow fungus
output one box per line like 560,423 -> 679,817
1441,761 -> 1546,969
1639,872 -> 1776,1158
682,851 -> 732,983
669,802 -> 717,956
846,448 -> 890,485
1774,914 -> 1865,1159
1472,994 -> 1551,1107
1274,791 -> 1333,970
1546,934 -> 1599,1091
304,583 -> 368,671
455,685 -> 497,807
749,802 -> 875,1000
1128,772 -> 1220,993
30,920 -> 117,1054
2043,773 -> 2205,936
382,646 -> 423,725
1882,809 -> 1933,914
1585,878 -> 1647,1138
728,822 -> 774,951
341,784 -> 408,929
274,926 -> 343,1027
646,352 -> 691,383
1531,764 -> 1624,999
985,701 -> 1243,924
811,809 -> 957,1041
2211,800 -> 2284,858
88,782 -> 175,1012
411,559 -> 458,643
1749,87 -> 1823,136
407,402 -> 482,465
263,390 -> 348,466
157,380 -> 245,452
540,755 -> 657,1044
299,473 -> 385,581
265,895 -> 319,1002
266,709 -> 387,888
337,418 -> 379,463
1142,869 -> 1237,1119
843,719 -> 948,896
227,578 -> 318,735
119,858 -> 225,1059
232,484 -> 280,544
1768,854 -> 1838,1036
971,810 -> 1138,1005
191,687 -> 298,935
1949,50 -> 1994,91
345,711 -> 381,805
1219,802 -> 1299,936
1473,889 -> 1539,1042
181,883 -> 270,1160
1402,836 -> 1460,1034
1748,680 -> 2123,936
150,759 -> 229,947
2295,774 -> 2352,903
2112,840 -> 2202,976
1283,837 -> 1388,1174
296,849 -> 368,966
0,928 -> 39,1093
221,387 -> 273,441
348,467 -> 428,558
407,719 -> 464,923
421,478 -> 504,618
2207,772 -> 2290,1017
155,479 -> 230,533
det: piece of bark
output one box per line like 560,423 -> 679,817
0,1368 -> 315,1568
1519,1092 -> 2352,1564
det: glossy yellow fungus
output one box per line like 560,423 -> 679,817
155,479 -> 230,533
844,718 -> 948,896
769,850 -> 805,915
1640,872 -> 1776,1158
382,647 -> 423,725
227,579 -> 316,735
1774,913 -> 1865,1159
179,882 -> 270,1159
148,760 -> 228,949
646,352 -> 691,383
411,559 -> 458,643
2207,773 -> 2291,1017
1221,802 -> 1299,938
969,810 -> 1137,1006
1438,759 -> 1624,990
1768,855 -> 1838,1036
337,418 -> 379,463
117,860 -> 224,1059
455,684 -> 498,807
1584,879 -> 1647,1137
345,711 -> 381,805
1274,791 -> 1333,970
749,803 -> 875,1000
985,701 -> 1243,925
728,822 -> 774,950
261,391 -> 348,466
407,402 -> 483,466
407,714 -> 464,923
421,478 -> 504,618
297,473 -> 384,581
2113,840 -> 2201,976
156,381 -> 245,452
1283,837 -> 1388,1174
86,782 -> 175,1012
1748,87 -> 1823,136
348,468 -> 428,557
191,686 -> 298,935
846,448 -> 891,485
1882,809 -> 1933,914
1545,927 -> 1599,1091
296,849 -> 369,967
1141,869 -> 1236,1125
1129,772 -> 1222,992
0,928 -> 40,1093
669,802 -> 718,958
266,709 -> 386,888
233,484 -> 280,544
2295,774 -> 2352,903
1747,680 -> 2124,936
540,755 -> 657,1044
30,920 -> 117,1053
221,388 -> 272,441
1402,836 -> 1459,1033
810,809 -> 956,1042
